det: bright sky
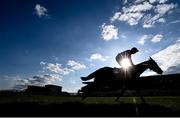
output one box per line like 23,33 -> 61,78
0,0 -> 180,92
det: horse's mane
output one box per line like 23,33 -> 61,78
136,59 -> 149,67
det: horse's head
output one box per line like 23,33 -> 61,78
148,57 -> 163,74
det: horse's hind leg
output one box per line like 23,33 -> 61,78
81,91 -> 90,100
78,90 -> 87,100
115,87 -> 126,102
81,94 -> 87,100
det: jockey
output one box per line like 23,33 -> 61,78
115,47 -> 139,69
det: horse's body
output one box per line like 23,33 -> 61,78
78,57 -> 163,102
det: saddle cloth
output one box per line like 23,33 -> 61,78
113,67 -> 132,80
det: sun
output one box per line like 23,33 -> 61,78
120,58 -> 132,69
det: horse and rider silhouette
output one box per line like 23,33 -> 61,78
79,47 -> 163,102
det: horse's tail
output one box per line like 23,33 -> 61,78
81,67 -> 113,81
81,68 -> 102,81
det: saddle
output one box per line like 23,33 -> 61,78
113,67 -> 134,80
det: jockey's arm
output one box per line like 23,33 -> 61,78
125,51 -> 134,66
129,58 -> 134,66
127,54 -> 134,66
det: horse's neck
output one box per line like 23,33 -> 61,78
134,61 -> 149,77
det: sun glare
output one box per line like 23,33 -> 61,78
120,58 -> 132,69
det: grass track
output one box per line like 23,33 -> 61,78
1,95 -> 180,110
1,95 -> 180,116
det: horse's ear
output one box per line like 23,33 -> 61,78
149,57 -> 152,60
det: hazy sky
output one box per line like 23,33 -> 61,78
0,0 -> 180,92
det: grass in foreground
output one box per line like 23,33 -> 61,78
1,94 -> 180,110
0,95 -> 180,116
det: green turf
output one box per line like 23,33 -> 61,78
1,94 -> 180,111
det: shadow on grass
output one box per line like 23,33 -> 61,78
0,102 -> 179,117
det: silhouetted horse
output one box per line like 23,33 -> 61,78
78,57 -> 163,102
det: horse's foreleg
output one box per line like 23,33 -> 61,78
81,90 -> 90,100
136,89 -> 146,103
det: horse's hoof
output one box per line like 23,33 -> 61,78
81,96 -> 86,100
141,101 -> 146,104
77,90 -> 82,95
115,99 -> 119,102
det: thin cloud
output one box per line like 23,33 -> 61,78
35,4 -> 48,18
13,74 -> 62,90
111,1 -> 152,26
90,53 -> 108,62
67,60 -> 86,70
123,0 -> 128,5
158,18 -> 166,23
121,34 -> 127,39
40,61 -> 46,65
111,0 -> 177,28
52,56 -> 59,61
170,20 -> 180,24
143,3 -> 177,28
40,60 -> 86,77
159,0 -> 169,4
70,80 -> 77,84
101,23 -> 118,41
137,34 -> 163,45
151,34 -> 163,43
46,63 -> 70,75
138,35 -> 152,45
176,37 -> 180,43
14,60 -> 86,91
155,3 -> 177,16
